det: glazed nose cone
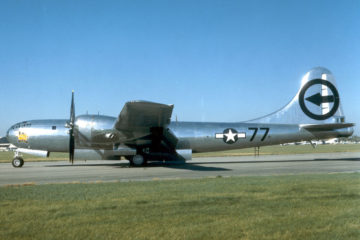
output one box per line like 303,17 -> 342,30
6,125 -> 17,145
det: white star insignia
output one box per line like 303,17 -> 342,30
215,129 -> 246,144
224,129 -> 236,142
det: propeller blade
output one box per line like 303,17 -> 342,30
69,128 -> 75,164
70,90 -> 75,126
69,90 -> 75,164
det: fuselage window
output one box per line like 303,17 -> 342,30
52,126 -> 56,130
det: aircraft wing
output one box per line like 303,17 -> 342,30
115,101 -> 174,131
114,101 -> 176,145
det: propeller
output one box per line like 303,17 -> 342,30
69,90 -> 75,164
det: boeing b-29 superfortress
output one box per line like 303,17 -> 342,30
6,67 -> 354,167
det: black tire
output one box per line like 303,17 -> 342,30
12,157 -> 24,168
129,154 -> 147,167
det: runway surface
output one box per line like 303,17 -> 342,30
0,152 -> 359,185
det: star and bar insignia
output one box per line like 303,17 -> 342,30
215,128 -> 246,144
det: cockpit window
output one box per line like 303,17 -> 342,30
12,123 -> 31,130
52,126 -> 56,130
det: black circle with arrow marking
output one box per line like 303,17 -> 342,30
299,79 -> 340,120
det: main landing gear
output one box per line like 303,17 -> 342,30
12,152 -> 24,168
127,154 -> 147,167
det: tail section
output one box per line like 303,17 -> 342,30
248,67 -> 347,124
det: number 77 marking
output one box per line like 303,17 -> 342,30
248,127 -> 270,142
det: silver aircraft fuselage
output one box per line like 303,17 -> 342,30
6,115 -> 353,153
5,67 -> 355,167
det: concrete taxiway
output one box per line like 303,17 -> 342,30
0,152 -> 359,186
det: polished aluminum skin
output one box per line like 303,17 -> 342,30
6,67 -> 354,163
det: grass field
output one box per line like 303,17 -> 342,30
0,173 -> 359,240
0,144 -> 359,163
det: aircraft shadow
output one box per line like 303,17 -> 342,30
46,162 -> 230,171
188,157 -> 360,165
146,161 -> 230,171
46,163 -> 129,168
44,157 -> 358,171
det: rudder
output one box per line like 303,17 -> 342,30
247,67 -> 345,124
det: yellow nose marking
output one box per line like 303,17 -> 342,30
18,132 -> 28,142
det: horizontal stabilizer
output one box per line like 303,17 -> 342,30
301,123 -> 354,131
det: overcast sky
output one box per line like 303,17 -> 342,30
0,0 -> 359,136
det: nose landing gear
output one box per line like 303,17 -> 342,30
12,152 -> 24,168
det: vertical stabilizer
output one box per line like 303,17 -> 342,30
247,67 -> 345,124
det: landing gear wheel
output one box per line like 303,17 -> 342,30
12,157 -> 24,168
130,154 -> 146,167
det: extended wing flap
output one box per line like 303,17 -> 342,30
115,101 -> 174,132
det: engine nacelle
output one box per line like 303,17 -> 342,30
75,115 -> 117,148
17,148 -> 49,158
176,149 -> 192,160
74,147 -> 136,160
